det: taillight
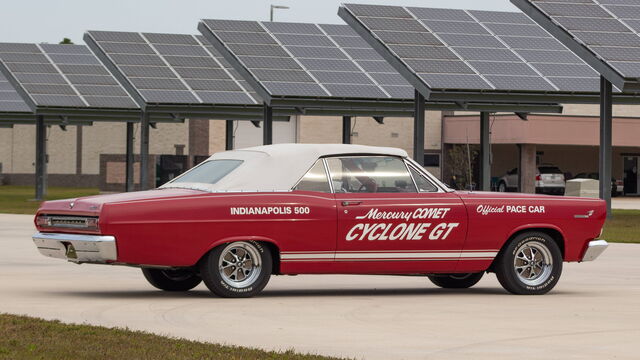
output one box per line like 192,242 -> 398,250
36,215 -> 51,227
85,218 -> 100,231
536,175 -> 541,181
35,215 -> 99,231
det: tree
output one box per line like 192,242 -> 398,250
447,144 -> 478,190
59,38 -> 73,45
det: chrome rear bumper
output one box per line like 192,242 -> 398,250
32,232 -> 117,263
581,239 -> 608,262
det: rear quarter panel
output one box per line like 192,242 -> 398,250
458,192 -> 606,271
100,191 -> 336,268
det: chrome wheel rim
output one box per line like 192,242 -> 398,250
514,241 -> 553,286
218,242 -> 261,288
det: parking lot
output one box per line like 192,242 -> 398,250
1,213 -> 638,360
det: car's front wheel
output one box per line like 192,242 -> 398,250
428,272 -> 484,289
141,268 -> 202,291
494,231 -> 562,295
199,241 -> 272,298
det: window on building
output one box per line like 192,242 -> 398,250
326,156 -> 417,193
424,153 -> 440,167
293,160 -> 331,193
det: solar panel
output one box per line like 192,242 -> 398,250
84,31 -> 259,105
0,71 -> 31,112
0,43 -> 138,109
199,19 -> 417,100
511,0 -> 640,88
340,4 -> 603,94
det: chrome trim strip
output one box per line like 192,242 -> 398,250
582,239 -> 608,262
281,251 -> 498,261
32,232 -> 117,263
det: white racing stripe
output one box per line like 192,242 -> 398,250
281,253 -> 335,260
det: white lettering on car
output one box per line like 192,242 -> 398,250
476,204 -> 545,215
347,207 -> 458,241
230,206 -> 310,215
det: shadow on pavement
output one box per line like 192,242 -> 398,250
34,286 -> 579,299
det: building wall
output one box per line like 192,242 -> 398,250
0,126 -> 16,174
563,103 -> 640,117
0,111 -> 443,185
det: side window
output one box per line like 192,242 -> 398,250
293,160 -> 331,193
408,165 -> 438,193
326,156 -> 417,193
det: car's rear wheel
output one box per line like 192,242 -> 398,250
199,241 -> 272,298
428,272 -> 484,289
141,268 -> 202,291
498,182 -> 507,192
494,231 -> 562,295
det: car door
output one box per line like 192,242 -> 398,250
279,159 -> 337,274
327,155 -> 467,274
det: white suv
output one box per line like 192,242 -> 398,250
498,165 -> 565,195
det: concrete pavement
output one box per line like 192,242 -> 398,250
1,213 -> 638,360
612,197 -> 640,210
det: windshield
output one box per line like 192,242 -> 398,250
171,160 -> 243,185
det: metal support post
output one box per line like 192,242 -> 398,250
139,112 -> 150,190
600,76 -> 613,218
480,112 -> 491,191
125,122 -> 134,192
225,120 -> 234,150
35,115 -> 47,200
342,116 -> 351,144
413,90 -> 425,166
263,104 -> 273,145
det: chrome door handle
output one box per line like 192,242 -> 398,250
342,201 -> 362,206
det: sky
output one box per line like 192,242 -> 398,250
0,0 -> 519,44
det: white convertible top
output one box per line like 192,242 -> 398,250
161,143 -> 408,192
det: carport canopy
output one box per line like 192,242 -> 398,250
0,43 -> 159,199
510,0 -> 640,215
198,19 -> 563,170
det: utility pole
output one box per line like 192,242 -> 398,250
270,4 -> 290,21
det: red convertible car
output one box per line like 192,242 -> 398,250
33,144 -> 608,297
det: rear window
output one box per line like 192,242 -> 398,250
172,160 -> 243,184
538,166 -> 563,174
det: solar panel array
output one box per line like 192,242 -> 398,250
516,0 -> 640,80
199,20 -> 416,99
85,31 -> 259,105
0,43 -> 138,108
340,4 -> 602,93
0,71 -> 31,113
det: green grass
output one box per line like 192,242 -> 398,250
0,313 -> 343,360
0,185 -> 99,215
601,209 -> 640,244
